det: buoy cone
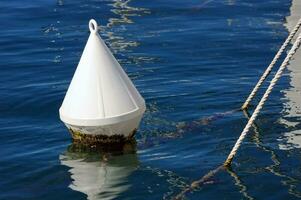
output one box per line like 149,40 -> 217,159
59,19 -> 146,144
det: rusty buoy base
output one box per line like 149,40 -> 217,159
68,128 -> 137,152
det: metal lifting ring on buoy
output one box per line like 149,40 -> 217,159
89,19 -> 98,34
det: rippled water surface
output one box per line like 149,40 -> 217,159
1,0 -> 301,199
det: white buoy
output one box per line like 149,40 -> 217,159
59,19 -> 146,143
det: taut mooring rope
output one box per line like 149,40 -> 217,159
241,18 -> 301,110
173,20 -> 301,200
224,31 -> 301,167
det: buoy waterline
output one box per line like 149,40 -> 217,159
59,19 -> 146,144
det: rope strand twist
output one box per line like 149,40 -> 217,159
224,31 -> 301,166
173,18 -> 301,199
241,18 -> 301,110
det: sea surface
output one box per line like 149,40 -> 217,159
1,0 -> 301,199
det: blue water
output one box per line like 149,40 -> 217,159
1,0 -> 301,199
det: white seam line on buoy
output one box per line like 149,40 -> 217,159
92,20 -> 106,118
97,66 -> 106,118
117,71 -> 139,109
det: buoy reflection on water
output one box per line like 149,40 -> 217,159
60,142 -> 138,200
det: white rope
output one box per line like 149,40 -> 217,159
224,31 -> 301,167
241,18 -> 301,110
173,20 -> 301,200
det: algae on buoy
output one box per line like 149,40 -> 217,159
59,19 -> 146,143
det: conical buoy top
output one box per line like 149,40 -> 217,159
59,19 -> 145,127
